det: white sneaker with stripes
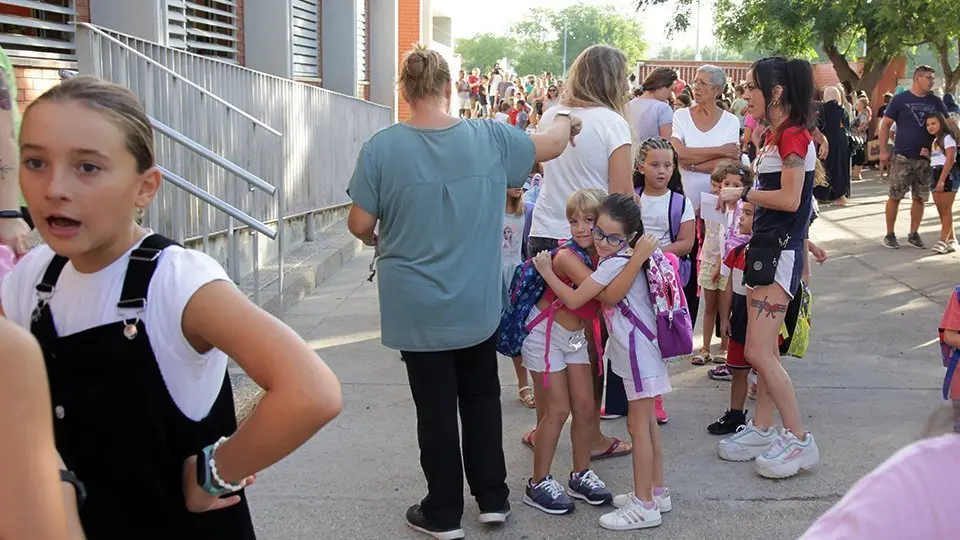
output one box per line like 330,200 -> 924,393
599,496 -> 662,531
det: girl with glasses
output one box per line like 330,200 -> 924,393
533,193 -> 670,530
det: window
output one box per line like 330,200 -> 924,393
167,0 -> 239,63
291,0 -> 319,79
0,0 -> 77,60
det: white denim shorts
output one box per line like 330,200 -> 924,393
521,306 -> 590,373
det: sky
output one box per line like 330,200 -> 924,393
445,0 -> 717,55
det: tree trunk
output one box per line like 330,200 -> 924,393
934,37 -> 960,95
822,32 -> 889,101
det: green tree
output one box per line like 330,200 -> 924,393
635,0 -> 960,97
456,5 -> 648,77
455,33 -> 518,72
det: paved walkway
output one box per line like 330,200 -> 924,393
247,173 -> 955,539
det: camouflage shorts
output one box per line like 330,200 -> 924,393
889,155 -> 931,201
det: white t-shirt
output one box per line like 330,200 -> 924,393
931,134 -> 956,167
639,191 -> 694,248
1,237 -> 231,421
530,106 -> 632,240
494,112 -> 510,123
590,256 -> 666,378
671,107 -> 741,210
502,213 -> 524,270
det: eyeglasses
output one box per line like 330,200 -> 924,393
692,80 -> 717,89
591,226 -> 628,248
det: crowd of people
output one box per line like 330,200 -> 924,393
2,33 -> 959,539
348,42 -> 837,539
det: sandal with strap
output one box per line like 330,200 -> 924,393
518,385 -> 536,409
713,348 -> 728,364
591,437 -> 632,461
691,349 -> 712,366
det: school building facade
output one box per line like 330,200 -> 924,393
0,0 -> 456,120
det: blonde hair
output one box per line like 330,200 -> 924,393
398,44 -> 451,103
26,76 -> 155,173
506,188 -> 524,217
561,45 -> 629,116
566,188 -> 606,221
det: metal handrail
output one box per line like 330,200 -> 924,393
151,118 -> 276,196
158,166 -> 277,238
76,22 -> 281,137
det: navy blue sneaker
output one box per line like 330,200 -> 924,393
568,469 -> 614,505
522,475 -> 575,515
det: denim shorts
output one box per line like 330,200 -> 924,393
930,166 -> 959,193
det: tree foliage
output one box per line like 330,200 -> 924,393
635,0 -> 960,95
452,33 -> 517,73
455,5 -> 647,76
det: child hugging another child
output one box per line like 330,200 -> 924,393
519,189 -> 645,516
534,194 -> 676,531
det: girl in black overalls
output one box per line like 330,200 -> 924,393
2,76 -> 343,539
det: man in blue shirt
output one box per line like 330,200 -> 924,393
878,65 -> 948,249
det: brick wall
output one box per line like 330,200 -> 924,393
8,1 -> 92,114
397,0 -> 421,120
76,0 -> 91,22
13,67 -> 61,114
235,0 -> 245,66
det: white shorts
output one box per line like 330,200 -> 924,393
744,248 -> 804,300
606,340 -> 672,400
521,306 -> 589,373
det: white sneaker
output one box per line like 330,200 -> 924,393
599,497 -> 662,531
755,430 -> 820,479
613,489 -> 671,512
718,421 -> 777,461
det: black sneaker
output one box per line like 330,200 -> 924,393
707,409 -> 747,435
405,505 -> 465,540
479,501 -> 511,525
883,233 -> 900,249
907,232 -> 925,249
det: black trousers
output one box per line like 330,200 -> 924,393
401,334 -> 509,528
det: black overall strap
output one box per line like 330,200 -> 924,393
31,255 -> 70,342
117,234 -> 179,310
36,255 -> 69,296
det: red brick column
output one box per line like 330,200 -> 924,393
397,0 -> 420,121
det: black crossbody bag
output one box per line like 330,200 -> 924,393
744,233 -> 790,286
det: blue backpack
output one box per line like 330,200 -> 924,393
496,240 -> 594,359
940,285 -> 960,400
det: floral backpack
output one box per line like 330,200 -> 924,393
615,249 -> 694,381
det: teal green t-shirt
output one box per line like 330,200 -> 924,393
348,119 -> 535,352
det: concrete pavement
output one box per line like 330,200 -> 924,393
247,172 -> 956,539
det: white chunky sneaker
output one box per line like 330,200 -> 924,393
755,430 -> 820,479
599,496 -> 662,531
612,488 -> 671,513
718,421 -> 778,462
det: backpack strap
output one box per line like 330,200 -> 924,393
617,300 -> 656,394
945,349 -> 960,400
667,191 -> 684,244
